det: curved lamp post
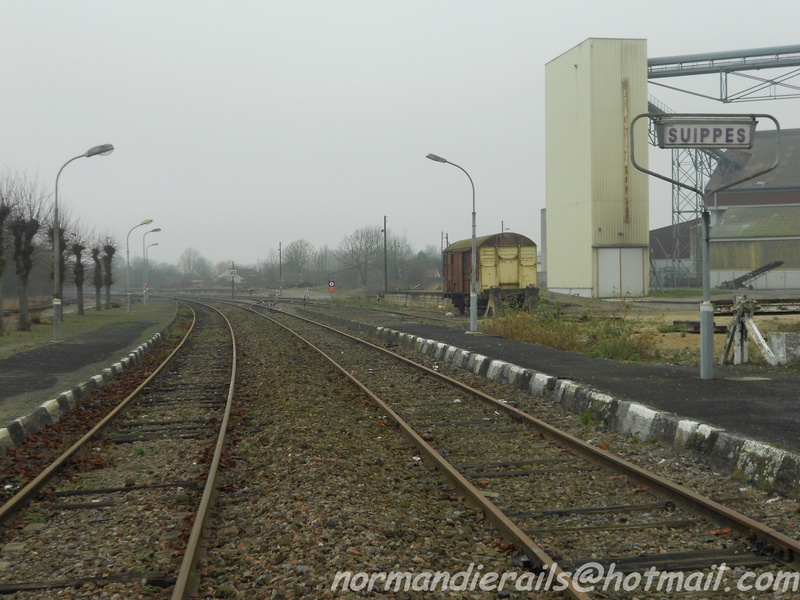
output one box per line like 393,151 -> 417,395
126,218 -> 153,313
145,242 -> 159,300
142,228 -> 161,304
53,143 -> 114,341
426,153 -> 478,332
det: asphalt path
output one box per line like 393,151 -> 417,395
386,322 -> 800,455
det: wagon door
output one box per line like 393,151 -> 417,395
479,247 -> 497,291
519,246 -> 538,288
497,246 -> 519,288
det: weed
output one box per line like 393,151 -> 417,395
25,513 -> 45,523
482,301 -> 656,362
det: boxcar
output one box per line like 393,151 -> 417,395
442,232 -> 538,314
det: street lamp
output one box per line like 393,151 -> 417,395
426,153 -> 478,332
142,228 -> 161,305
126,218 -> 153,313
53,143 -> 114,341
145,242 -> 158,300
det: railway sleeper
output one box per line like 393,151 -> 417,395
0,571 -> 175,594
461,465 -> 597,478
558,547 -> 773,573
506,501 -> 673,519
454,458 -> 574,468
53,481 -> 201,496
107,432 -> 207,443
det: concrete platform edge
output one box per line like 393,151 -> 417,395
360,319 -> 800,497
0,332 -> 162,455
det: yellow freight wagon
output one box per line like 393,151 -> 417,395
442,232 -> 538,314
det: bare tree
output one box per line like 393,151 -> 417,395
337,226 -> 382,286
91,246 -> 103,311
102,240 -> 117,309
313,245 -> 335,284
178,247 -> 212,285
46,206 -> 78,318
283,239 -> 315,285
70,236 -> 88,315
0,179 -> 17,335
257,248 -> 281,288
7,174 -> 48,330
60,219 -> 94,315
387,233 -> 413,288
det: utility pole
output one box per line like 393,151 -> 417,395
383,216 -> 388,292
278,242 -> 283,296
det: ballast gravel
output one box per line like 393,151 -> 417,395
198,310 -> 547,599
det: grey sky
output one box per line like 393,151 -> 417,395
2,1 -> 798,268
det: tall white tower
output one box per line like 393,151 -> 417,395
545,38 -> 650,297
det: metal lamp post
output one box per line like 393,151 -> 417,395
126,218 -> 153,313
145,242 -> 158,300
142,228 -> 161,304
53,143 -> 114,341
426,153 -> 478,332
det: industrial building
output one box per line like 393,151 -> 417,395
544,38 -> 800,297
545,38 -> 650,298
707,128 -> 800,289
649,129 -> 800,291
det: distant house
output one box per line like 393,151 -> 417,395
214,266 -> 259,286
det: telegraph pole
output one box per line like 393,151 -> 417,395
383,216 -> 388,292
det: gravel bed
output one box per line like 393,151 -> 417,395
267,302 -> 800,599
200,308 -> 548,599
3,300 -> 799,599
297,303 -> 800,527
0,307 -> 231,600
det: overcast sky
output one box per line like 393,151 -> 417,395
2,1 -> 798,269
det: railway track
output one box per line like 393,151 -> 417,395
0,301 -> 236,598
271,295 -> 459,325
2,295 -> 797,597
212,298 -> 800,598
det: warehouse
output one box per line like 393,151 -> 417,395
706,128 -> 800,290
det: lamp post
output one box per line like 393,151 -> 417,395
126,218 -> 153,313
145,242 -> 158,300
142,228 -> 161,304
426,153 -> 478,332
53,143 -> 114,341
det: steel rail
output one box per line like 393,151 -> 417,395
171,300 -> 238,599
261,296 -> 455,324
258,303 -> 800,571
222,301 -> 592,600
0,307 -> 197,526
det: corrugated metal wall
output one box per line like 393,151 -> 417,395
590,39 -> 649,248
711,239 -> 800,269
545,40 -> 595,294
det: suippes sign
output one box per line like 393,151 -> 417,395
655,115 -> 757,149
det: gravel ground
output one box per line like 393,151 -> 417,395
2,300 -> 799,599
199,308 -> 549,599
272,302 -> 800,599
